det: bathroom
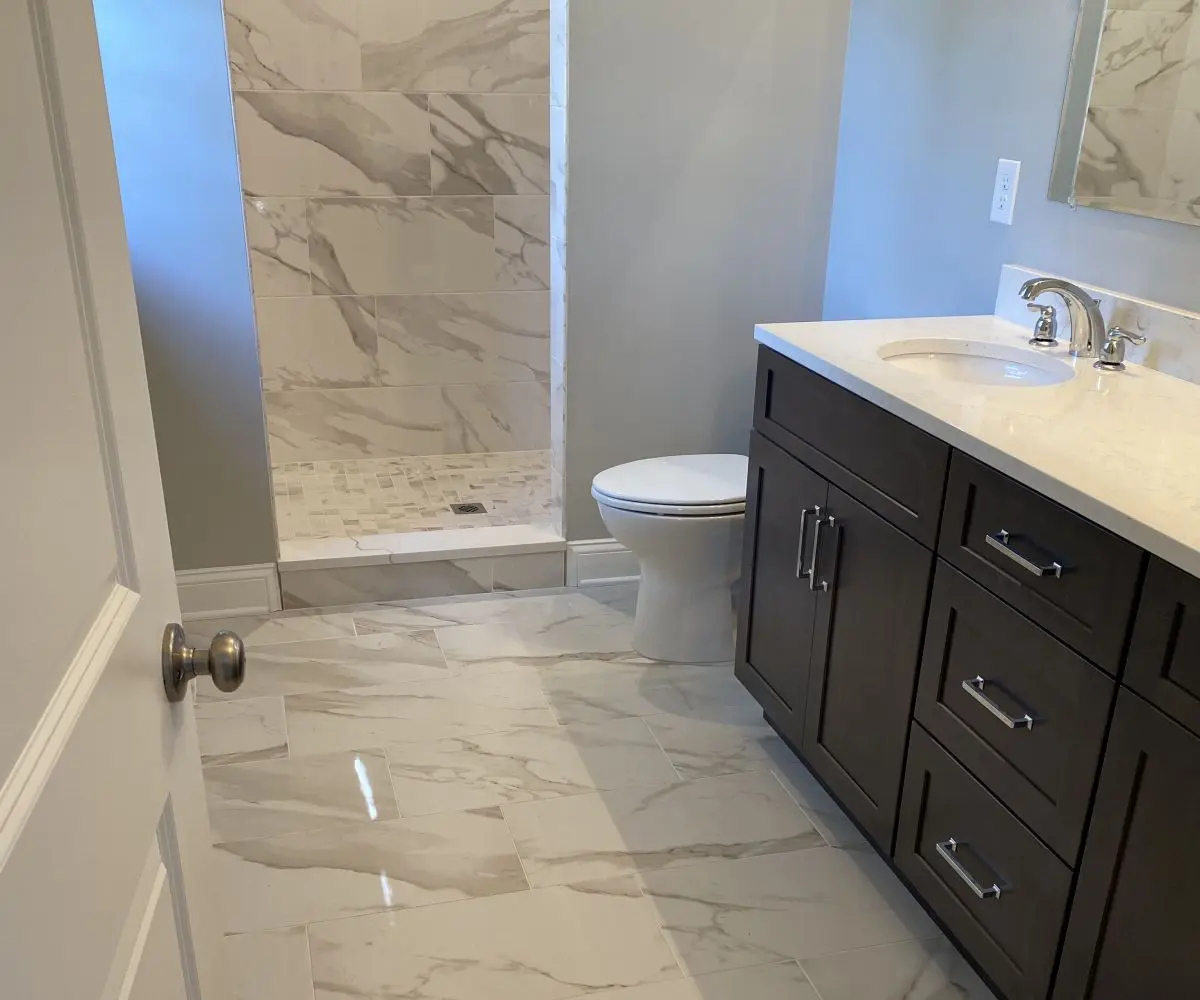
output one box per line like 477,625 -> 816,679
5,0 -> 1199,998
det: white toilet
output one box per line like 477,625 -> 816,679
592,454 -> 748,664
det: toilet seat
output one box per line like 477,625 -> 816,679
591,454 -> 748,517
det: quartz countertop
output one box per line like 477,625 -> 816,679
756,314 -> 1200,578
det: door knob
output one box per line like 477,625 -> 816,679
162,623 -> 245,702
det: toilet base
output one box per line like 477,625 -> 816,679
633,566 -> 736,663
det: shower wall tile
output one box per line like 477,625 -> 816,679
265,386 -> 446,461
360,0 -> 550,94
309,197 -> 496,295
495,196 -> 550,290
225,0 -> 360,91
1076,107 -> 1171,200
375,292 -> 551,386
442,380 -> 551,454
1090,10 -> 1190,111
549,105 -> 567,245
234,92 -> 432,197
257,296 -> 380,391
550,0 -> 568,109
431,94 -> 550,195
244,197 -> 310,296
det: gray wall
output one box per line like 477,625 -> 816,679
95,0 -> 276,570
825,0 -> 1200,323
564,0 -> 852,539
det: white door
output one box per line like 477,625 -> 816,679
0,0 -> 225,997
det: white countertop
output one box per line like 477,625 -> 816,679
756,315 -> 1200,578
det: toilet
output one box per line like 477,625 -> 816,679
592,454 -> 748,663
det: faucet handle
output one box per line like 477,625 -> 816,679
1025,302 -> 1058,347
1094,327 -> 1147,372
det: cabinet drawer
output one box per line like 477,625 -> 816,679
1124,557 -> 1200,737
754,347 -> 949,547
938,453 -> 1143,672
897,726 -> 1073,1000
915,564 -> 1114,863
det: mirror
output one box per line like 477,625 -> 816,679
1050,0 -> 1200,227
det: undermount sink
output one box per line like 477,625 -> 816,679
878,338 -> 1075,387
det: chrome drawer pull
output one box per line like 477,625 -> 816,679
809,510 -> 833,593
935,838 -> 1003,900
962,676 -> 1035,730
985,529 -> 1064,578
794,506 -> 818,580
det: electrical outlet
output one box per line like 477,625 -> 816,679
991,158 -> 1021,226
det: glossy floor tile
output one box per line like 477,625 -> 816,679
200,585 -> 990,1000
384,717 -> 681,816
214,807 -> 528,933
190,611 -> 357,648
205,749 -> 400,843
307,878 -> 680,1000
503,771 -> 823,887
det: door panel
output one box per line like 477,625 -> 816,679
804,485 -> 934,851
0,0 -> 222,996
735,433 -> 827,744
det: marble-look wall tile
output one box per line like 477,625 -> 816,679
1160,108 -> 1200,202
309,197 -> 496,295
245,197 -> 310,296
360,0 -> 550,94
550,0 -> 568,109
235,92 -> 431,197
1076,106 -> 1172,199
376,292 -> 550,385
549,105 -> 567,244
431,94 -> 550,195
1090,10 -> 1191,110
226,0 -> 360,91
257,296 -> 380,390
265,385 -> 445,460
495,195 -> 551,290
280,558 -> 493,608
443,379 -> 551,453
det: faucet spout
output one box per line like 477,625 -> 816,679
1019,277 -> 1105,359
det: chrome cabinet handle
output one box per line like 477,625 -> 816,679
809,511 -> 834,592
962,676 -> 1035,730
935,838 -> 1003,900
794,506 -> 818,580
984,529 -> 1064,578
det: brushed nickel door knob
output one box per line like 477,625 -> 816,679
162,623 -> 246,702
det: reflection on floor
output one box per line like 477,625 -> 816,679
272,450 -> 553,542
193,585 -> 997,1000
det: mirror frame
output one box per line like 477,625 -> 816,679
1048,0 -> 1111,207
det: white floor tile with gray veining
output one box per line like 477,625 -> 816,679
199,586 -> 994,1000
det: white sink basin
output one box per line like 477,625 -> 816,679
878,339 -> 1074,387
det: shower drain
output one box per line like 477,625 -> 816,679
450,502 -> 488,515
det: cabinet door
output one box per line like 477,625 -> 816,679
1053,691 -> 1200,1000
803,485 -> 934,851
735,432 -> 828,746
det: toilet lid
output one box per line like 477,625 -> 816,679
592,454 -> 748,509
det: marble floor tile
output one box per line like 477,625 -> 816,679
358,590 -> 602,634
540,663 -> 758,726
204,748 -> 401,843
385,718 -> 680,816
224,925 -> 314,1000
197,631 -> 449,703
214,807 -> 528,933
585,963 -> 819,1000
639,847 -> 939,975
307,877 -> 681,1000
435,613 -> 641,675
196,697 -> 288,766
503,770 -> 822,887
643,708 -> 785,779
764,741 -> 869,848
800,937 -> 998,1000
284,668 -> 558,755
189,611 -> 356,648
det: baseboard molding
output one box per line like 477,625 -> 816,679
175,563 -> 281,621
566,538 -> 639,588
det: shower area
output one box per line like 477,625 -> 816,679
224,0 -> 567,579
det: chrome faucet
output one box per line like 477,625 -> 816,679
1019,277 -> 1106,358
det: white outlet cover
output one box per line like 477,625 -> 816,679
991,158 -> 1021,226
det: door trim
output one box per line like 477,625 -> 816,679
0,583 -> 137,867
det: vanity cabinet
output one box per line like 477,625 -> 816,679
737,345 -> 1200,1000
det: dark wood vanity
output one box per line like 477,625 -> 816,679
736,346 -> 1200,1000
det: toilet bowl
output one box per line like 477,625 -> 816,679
592,454 -> 748,663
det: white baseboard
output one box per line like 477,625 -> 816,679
566,538 -> 639,588
176,563 -> 282,621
